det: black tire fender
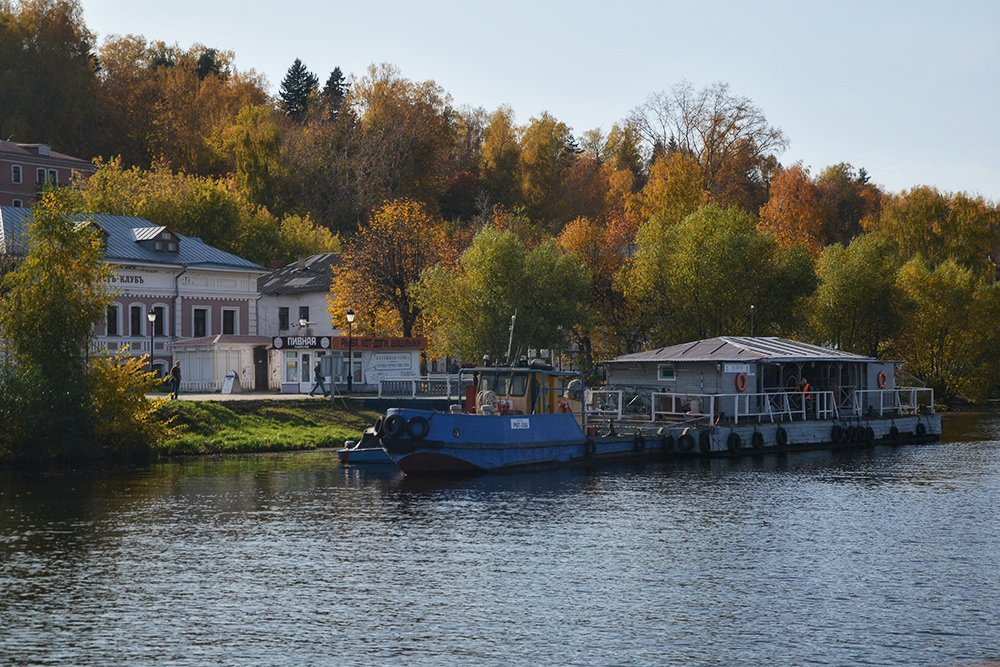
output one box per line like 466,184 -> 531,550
384,413 -> 406,438
405,415 -> 430,440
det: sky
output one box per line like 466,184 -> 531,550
78,0 -> 1000,201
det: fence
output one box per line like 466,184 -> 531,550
377,375 -> 464,400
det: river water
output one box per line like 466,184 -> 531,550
2,413 -> 999,666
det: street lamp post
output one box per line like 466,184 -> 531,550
346,308 -> 355,392
146,311 -> 157,375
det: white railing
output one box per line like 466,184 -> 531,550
651,392 -> 717,423
377,375 -> 464,399
651,391 -> 836,424
585,389 -> 624,420
848,387 -> 935,417
648,387 -> 933,423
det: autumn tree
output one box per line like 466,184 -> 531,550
629,80 -> 788,211
895,259 -> 1000,402
98,36 -> 268,173
519,111 -> 579,229
758,163 -> 825,256
329,199 -> 450,337
417,227 -> 590,363
279,58 -> 319,120
815,163 -> 881,245
349,63 -> 454,216
641,151 -> 708,227
808,234 -> 905,357
557,216 -> 633,369
0,0 -> 108,156
865,186 -> 1000,279
625,205 -> 815,345
479,106 -> 523,210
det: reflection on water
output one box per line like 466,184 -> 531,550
2,420 -> 1000,666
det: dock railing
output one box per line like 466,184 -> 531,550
847,387 -> 935,417
377,375 -> 464,399
585,389 -> 625,420
650,390 -> 838,424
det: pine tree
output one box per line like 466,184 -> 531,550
279,58 -> 318,120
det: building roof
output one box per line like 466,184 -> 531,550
168,335 -> 273,347
258,253 -> 341,295
606,336 -> 874,365
0,207 -> 265,273
0,140 -> 94,170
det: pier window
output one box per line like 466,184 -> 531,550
48,169 -> 57,184
11,199 -> 22,208
36,168 -> 46,185
278,307 -> 289,331
11,165 -> 21,183
298,306 -> 309,323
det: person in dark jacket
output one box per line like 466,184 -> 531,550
170,361 -> 182,399
309,361 -> 328,397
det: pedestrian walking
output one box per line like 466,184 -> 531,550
309,361 -> 328,397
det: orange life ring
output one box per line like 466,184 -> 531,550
877,371 -> 888,389
736,372 -> 748,393
557,399 -> 570,413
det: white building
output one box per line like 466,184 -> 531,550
1,207 -> 269,392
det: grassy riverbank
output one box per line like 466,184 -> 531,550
152,399 -> 380,456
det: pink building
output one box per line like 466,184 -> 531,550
0,141 -> 94,208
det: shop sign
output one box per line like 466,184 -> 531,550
328,337 -> 428,350
272,336 -> 331,350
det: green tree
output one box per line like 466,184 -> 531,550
895,258 -> 1000,402
808,234 -> 904,358
279,57 -> 319,120
417,227 -> 590,363
625,205 -> 815,345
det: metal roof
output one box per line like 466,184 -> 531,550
606,336 -> 874,365
1,207 -> 265,273
258,253 -> 341,295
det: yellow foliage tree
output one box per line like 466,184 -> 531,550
328,199 -> 452,337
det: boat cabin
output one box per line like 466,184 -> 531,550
602,337 -> 915,423
469,361 -> 584,421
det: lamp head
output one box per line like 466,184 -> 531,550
346,308 -> 355,324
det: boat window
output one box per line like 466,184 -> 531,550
479,373 -> 497,394
507,373 -> 527,397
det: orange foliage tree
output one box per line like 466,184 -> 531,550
758,163 -> 825,256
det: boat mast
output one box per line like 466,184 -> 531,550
505,310 -> 517,364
